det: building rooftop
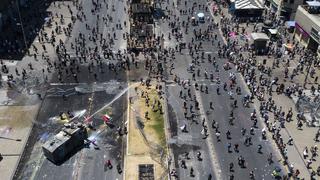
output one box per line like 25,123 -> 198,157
251,33 -> 270,41
271,0 -> 281,6
230,0 -> 264,9
301,5 -> 320,25
306,0 -> 320,7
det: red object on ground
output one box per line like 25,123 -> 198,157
101,113 -> 111,123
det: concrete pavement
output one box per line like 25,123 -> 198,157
0,103 -> 40,180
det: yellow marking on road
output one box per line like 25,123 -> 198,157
72,90 -> 95,180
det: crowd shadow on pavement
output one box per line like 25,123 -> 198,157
0,0 -> 54,60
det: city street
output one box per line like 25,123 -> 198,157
0,0 -> 319,179
14,86 -> 127,180
161,0 -> 285,179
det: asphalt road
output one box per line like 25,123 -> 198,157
14,84 -> 127,180
162,0 -> 285,179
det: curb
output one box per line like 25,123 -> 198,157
161,81 -> 176,180
10,91 -> 47,180
123,81 -> 131,180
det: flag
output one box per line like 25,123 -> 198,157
102,113 -> 111,123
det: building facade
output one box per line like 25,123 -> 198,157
294,3 -> 320,56
266,0 -> 306,20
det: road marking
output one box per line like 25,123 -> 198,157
166,79 -> 217,83
161,82 -> 177,179
160,1 -> 223,178
50,82 -> 87,86
193,84 -> 223,179
1,76 -> 8,81
165,83 -> 217,87
124,81 -> 130,180
29,153 -> 46,180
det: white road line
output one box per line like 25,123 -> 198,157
193,85 -> 223,179
123,81 -> 130,180
165,83 -> 217,87
50,82 -> 87,86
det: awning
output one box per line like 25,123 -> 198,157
306,1 -> 320,7
234,0 -> 264,9
251,33 -> 270,41
286,21 -> 295,27
197,13 -> 204,18
268,29 -> 278,34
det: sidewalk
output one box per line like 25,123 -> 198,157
0,102 -> 40,180
270,94 -> 315,177
209,0 -> 319,178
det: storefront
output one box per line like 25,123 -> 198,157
295,22 -> 310,46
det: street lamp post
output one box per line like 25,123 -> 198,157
15,0 -> 28,52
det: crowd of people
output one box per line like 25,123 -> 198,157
0,0 -> 319,179
164,0 -> 319,179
